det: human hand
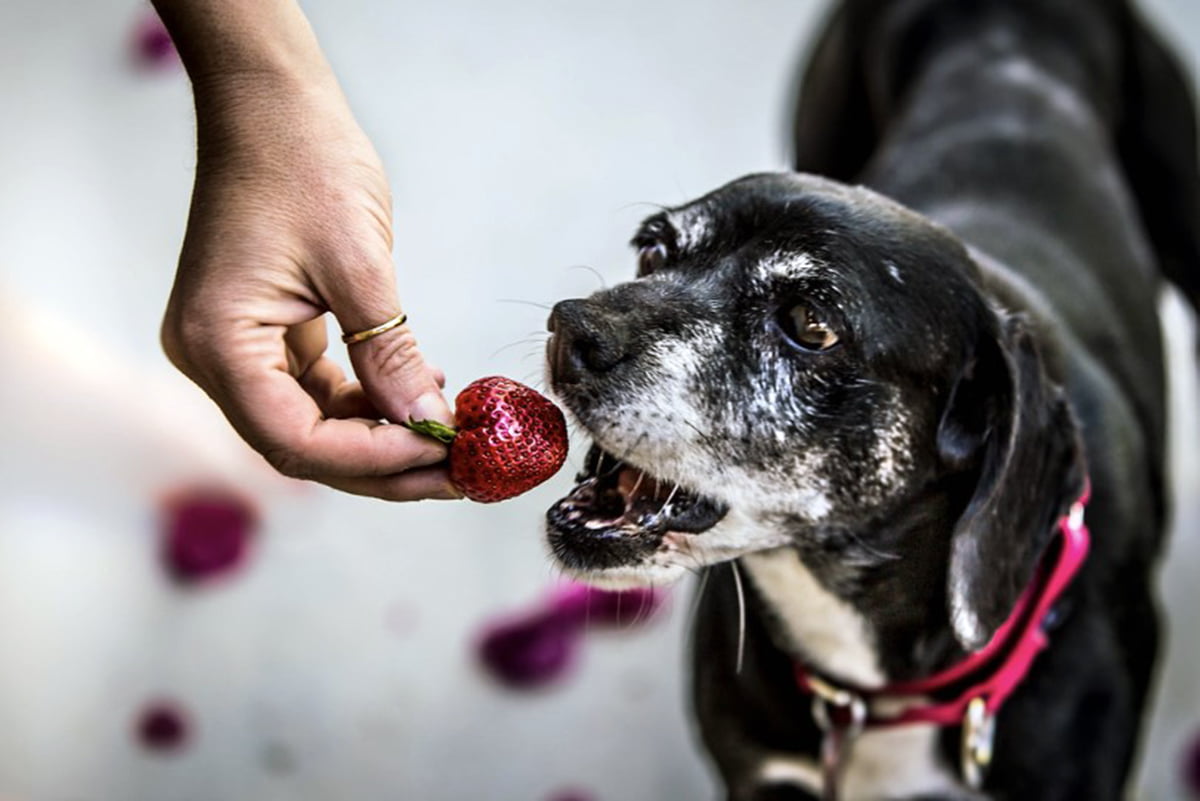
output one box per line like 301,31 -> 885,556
160,67 -> 459,501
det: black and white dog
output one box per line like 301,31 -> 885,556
545,0 -> 1199,798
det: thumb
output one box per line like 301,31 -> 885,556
329,287 -> 454,429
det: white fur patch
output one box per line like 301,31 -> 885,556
741,548 -> 885,688
662,510 -> 792,569
754,729 -> 966,801
586,322 -> 836,527
754,250 -> 820,284
756,754 -> 822,794
871,404 -> 914,492
885,260 -> 904,283
739,546 -> 967,799
840,725 -> 965,800
669,210 -> 713,252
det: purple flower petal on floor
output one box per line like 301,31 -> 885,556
551,583 -> 668,628
130,10 -> 178,69
547,789 -> 595,801
477,610 -> 579,688
475,582 -> 671,690
581,586 -> 667,627
160,488 -> 258,586
1184,726 -> 1200,797
135,700 -> 190,753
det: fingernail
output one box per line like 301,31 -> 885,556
411,392 -> 454,426
436,483 -> 465,500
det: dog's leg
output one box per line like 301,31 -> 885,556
738,785 -> 817,801
691,566 -> 825,801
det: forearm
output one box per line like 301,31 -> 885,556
151,0 -> 359,171
150,0 -> 331,86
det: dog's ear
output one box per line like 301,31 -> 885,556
1116,8 -> 1200,333
937,313 -> 1086,650
789,4 -> 876,181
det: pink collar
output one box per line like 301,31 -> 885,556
792,484 -> 1090,791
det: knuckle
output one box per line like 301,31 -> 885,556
261,445 -> 316,481
365,329 -> 425,380
161,306 -> 222,374
383,485 -> 422,503
159,316 -> 186,369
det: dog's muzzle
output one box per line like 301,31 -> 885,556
546,298 -> 632,386
545,446 -> 728,573
544,299 -> 728,575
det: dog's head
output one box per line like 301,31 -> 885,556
545,172 -> 1083,649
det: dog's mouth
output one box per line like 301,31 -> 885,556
546,446 -> 729,577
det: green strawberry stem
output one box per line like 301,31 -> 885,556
403,418 -> 459,444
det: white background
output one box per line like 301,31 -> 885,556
0,1 -> 1196,799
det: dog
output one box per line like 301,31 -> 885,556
544,0 -> 1200,798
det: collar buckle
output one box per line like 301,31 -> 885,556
809,678 -> 866,801
960,696 -> 996,790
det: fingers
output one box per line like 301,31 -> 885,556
323,465 -> 463,501
283,319 -> 386,421
168,331 -> 458,499
220,351 -> 453,484
342,313 -> 454,428
296,356 -> 383,420
309,247 -> 453,427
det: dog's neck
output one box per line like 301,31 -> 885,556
740,490 -> 966,686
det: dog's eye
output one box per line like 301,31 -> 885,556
780,304 -> 840,351
637,243 -> 668,275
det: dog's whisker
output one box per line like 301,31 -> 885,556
495,298 -> 554,311
630,470 -> 647,498
568,264 -> 608,290
491,335 -> 550,360
731,560 -> 747,675
633,580 -> 655,628
617,431 -> 650,464
594,431 -> 649,480
683,419 -> 720,451
614,200 -> 671,214
660,482 -> 681,517
520,349 -> 550,363
844,529 -> 901,563
686,566 -> 713,633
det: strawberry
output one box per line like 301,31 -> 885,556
406,376 -> 569,503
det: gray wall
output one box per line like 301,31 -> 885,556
0,1 -> 1196,799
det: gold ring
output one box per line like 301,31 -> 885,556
341,312 -> 408,345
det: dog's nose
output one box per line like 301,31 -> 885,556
548,299 -> 629,380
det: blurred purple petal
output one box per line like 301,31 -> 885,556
552,583 -> 668,628
1184,726 -> 1200,797
477,610 -> 578,689
160,488 -> 257,585
135,699 -> 190,753
547,789 -> 595,801
131,10 -> 178,69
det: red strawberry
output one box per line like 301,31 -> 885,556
406,376 -> 569,503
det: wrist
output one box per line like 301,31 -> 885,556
152,0 -> 335,98
187,54 -> 362,172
